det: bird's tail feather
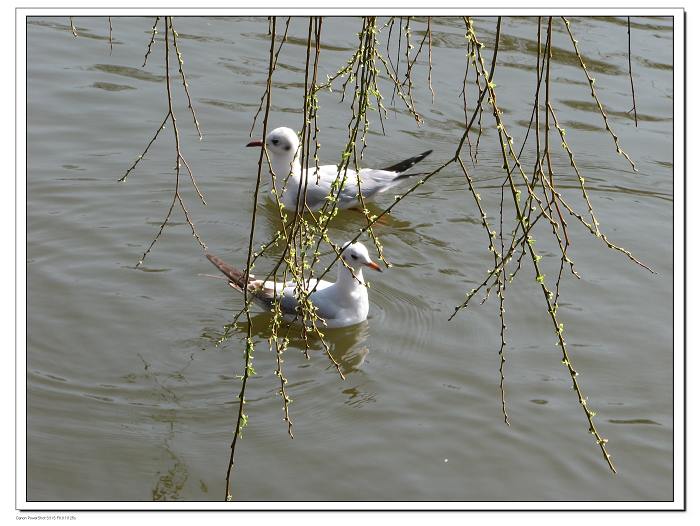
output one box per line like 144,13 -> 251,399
382,149 -> 432,174
206,254 -> 249,291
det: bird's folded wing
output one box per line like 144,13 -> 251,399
315,166 -> 401,197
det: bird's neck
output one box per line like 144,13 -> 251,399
271,153 -> 301,182
336,263 -> 365,291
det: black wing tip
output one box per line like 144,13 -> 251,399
415,150 -> 433,164
412,150 -> 433,164
382,149 -> 433,173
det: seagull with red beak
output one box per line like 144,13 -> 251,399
206,241 -> 382,328
247,127 -> 432,212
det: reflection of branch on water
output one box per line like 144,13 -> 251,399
131,353 -> 196,500
152,437 -> 189,501
137,353 -> 181,404
137,352 -> 195,397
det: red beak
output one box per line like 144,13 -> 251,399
364,261 -> 382,272
246,139 -> 263,147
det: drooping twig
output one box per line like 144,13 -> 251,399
108,17 -> 113,54
171,19 -> 203,141
142,17 -> 160,68
562,17 -> 637,171
250,16 -> 291,136
120,17 -> 207,266
118,113 -> 169,183
627,17 -> 639,127
138,18 -> 206,266
462,17 -> 616,473
427,17 -> 435,103
224,17 -> 277,502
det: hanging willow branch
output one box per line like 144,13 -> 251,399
116,16 -> 206,267
69,17 -> 78,38
73,15 -> 657,498
562,16 -> 637,171
627,16 -> 639,127
228,17 -> 654,485
224,15 -> 277,502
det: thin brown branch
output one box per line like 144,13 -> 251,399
118,113 -> 169,183
562,17 -> 637,171
171,18 -> 203,140
108,17 -> 113,54
142,17 -> 160,68
136,17 -> 206,267
225,16 -> 277,502
627,17 -> 639,127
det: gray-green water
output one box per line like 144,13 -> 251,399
27,16 -> 673,502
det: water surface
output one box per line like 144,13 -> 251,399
26,15 -> 673,502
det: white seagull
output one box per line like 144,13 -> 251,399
247,127 -> 432,211
206,241 -> 382,328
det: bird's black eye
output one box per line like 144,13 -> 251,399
272,139 -> 279,145
350,254 -> 358,260
285,146 -> 292,151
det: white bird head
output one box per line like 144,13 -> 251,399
340,241 -> 382,272
247,127 -> 300,177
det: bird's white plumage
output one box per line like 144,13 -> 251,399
253,127 -> 430,211
207,241 -> 381,328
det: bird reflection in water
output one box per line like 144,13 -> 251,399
257,192 -> 415,243
221,312 -> 371,377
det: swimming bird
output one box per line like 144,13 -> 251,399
247,127 -> 432,211
206,241 -> 382,328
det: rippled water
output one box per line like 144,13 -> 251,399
26,15 -> 673,502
